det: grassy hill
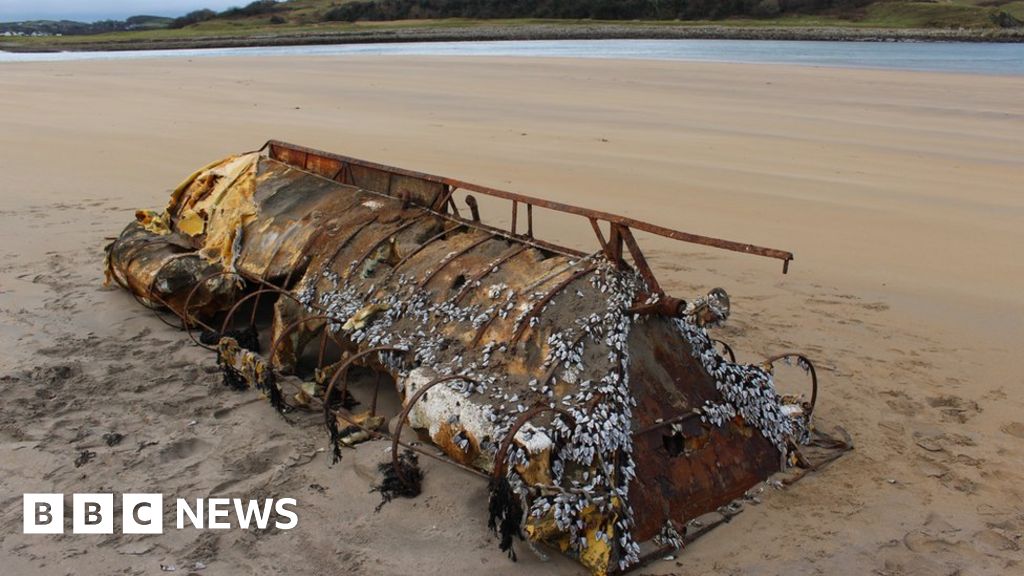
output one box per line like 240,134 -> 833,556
2,0 -> 1021,51
165,0 -> 1024,30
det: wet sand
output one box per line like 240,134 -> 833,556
0,56 -> 1022,575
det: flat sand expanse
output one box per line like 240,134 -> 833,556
1,56 -> 1022,575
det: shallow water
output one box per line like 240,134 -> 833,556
2,39 -> 1023,75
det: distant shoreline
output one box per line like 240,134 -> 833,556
3,23 -> 1023,53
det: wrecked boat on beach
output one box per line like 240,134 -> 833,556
105,140 -> 849,575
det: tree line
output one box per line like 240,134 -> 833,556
322,0 -> 873,22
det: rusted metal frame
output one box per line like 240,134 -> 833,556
390,375 -> 482,477
263,140 -> 794,271
780,437 -> 852,485
182,270 -> 246,350
510,266 -> 598,345
607,223 -> 625,269
522,252 -> 598,295
619,514 -> 735,575
321,345 -> 410,429
370,371 -> 383,415
539,329 -> 590,388
320,345 -> 410,462
451,244 -> 529,305
263,147 -> 584,260
511,200 -> 518,235
318,216 -> 379,273
469,255 -> 595,347
632,412 -> 703,437
589,218 -> 609,253
265,314 -> 337,375
116,233 -> 186,285
711,339 -> 737,363
344,214 -> 429,281
382,223 -> 466,282
316,328 -> 331,374
428,206 -> 583,259
763,352 -> 818,416
447,196 -> 461,218
618,225 -> 662,296
142,262 -> 184,324
328,172 -> 582,261
134,290 -> 189,331
218,288 -> 302,336
432,184 -> 457,213
249,224 -> 307,325
465,195 -> 481,222
526,203 -> 534,238
278,215 -> 349,291
331,408 -> 490,480
416,233 -> 496,289
491,405 -> 577,481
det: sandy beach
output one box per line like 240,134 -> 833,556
1,55 -> 1022,575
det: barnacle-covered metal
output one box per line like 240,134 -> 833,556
104,140 -> 849,575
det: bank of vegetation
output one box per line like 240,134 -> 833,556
2,0 -> 1022,51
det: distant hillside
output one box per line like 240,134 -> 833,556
4,0 -> 1020,35
178,0 -> 1023,29
0,16 -> 172,36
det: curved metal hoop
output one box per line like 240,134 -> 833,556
217,287 -> 302,336
321,345 -> 411,429
265,313 -> 337,373
762,352 -> 818,417
389,375 -> 481,476
491,405 -> 577,481
711,338 -> 737,364
183,270 -> 246,350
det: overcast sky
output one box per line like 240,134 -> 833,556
1,1 -> 246,22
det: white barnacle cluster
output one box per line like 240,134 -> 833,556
673,316 -> 807,454
487,282 -> 508,299
503,264 -> 643,570
299,242 -> 653,570
653,520 -> 683,550
699,400 -> 737,427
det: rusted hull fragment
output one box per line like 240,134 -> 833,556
104,141 -> 846,575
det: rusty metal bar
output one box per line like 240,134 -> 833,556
332,408 -> 490,480
390,375 -> 482,476
632,412 -> 703,437
219,288 -> 302,336
416,233 -> 496,289
382,223 -> 465,282
345,215 -> 428,280
711,339 -> 736,364
451,244 -> 528,305
619,225 -> 661,295
266,314 -> 335,372
491,405 -> 576,481
465,195 -> 481,222
763,352 -> 819,417
321,346 -> 410,428
264,140 -> 794,273
182,269 -> 245,350
511,266 -> 598,345
511,200 -> 518,235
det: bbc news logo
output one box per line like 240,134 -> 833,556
23,494 -> 298,534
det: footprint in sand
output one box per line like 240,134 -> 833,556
1000,421 -> 1024,439
158,437 -> 212,463
926,394 -> 981,424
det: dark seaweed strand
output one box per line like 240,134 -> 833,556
372,449 -> 423,512
487,474 -> 524,561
